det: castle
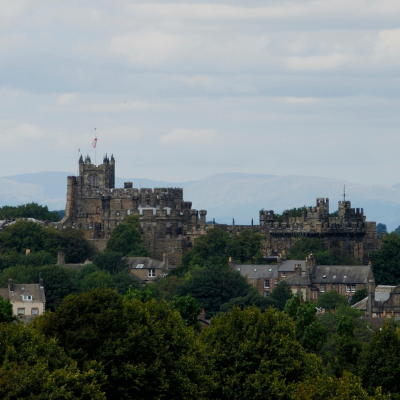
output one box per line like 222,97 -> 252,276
60,154 -> 207,265
60,155 -> 381,265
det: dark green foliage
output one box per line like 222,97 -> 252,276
376,223 -> 387,238
93,250 -> 128,274
0,221 -> 90,263
284,296 -> 327,353
0,323 -> 105,399
176,266 -> 252,318
229,229 -> 265,264
105,215 -> 150,257
288,237 -> 356,265
112,270 -> 141,295
274,206 -> 309,222
359,320 -> 400,397
270,280 -> 292,311
0,251 -> 55,271
0,297 -> 16,323
220,286 -> 276,313
0,202 -> 61,222
351,288 -> 368,305
371,232 -> 400,285
171,294 -> 202,329
200,306 -> 321,400
316,290 -> 348,310
37,289 -> 211,400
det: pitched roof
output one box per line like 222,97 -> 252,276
311,265 -> 372,284
279,260 -> 306,272
283,273 -> 308,286
127,257 -> 166,270
0,284 -> 45,304
233,264 -> 278,279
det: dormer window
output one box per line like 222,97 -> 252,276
22,295 -> 32,302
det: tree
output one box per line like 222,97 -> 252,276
105,215 -> 150,257
376,223 -> 387,238
316,290 -> 348,310
0,323 -> 105,399
93,251 -> 128,275
295,371 -> 390,400
359,320 -> 400,397
200,306 -> 320,400
220,286 -> 276,313
79,270 -> 116,292
0,296 -> 16,323
284,295 -> 327,353
177,227 -> 231,275
350,288 -> 368,305
269,280 -> 292,311
0,202 -> 61,222
37,289 -> 211,400
171,294 -> 202,330
371,232 -> 400,285
229,230 -> 265,264
176,266 -> 252,318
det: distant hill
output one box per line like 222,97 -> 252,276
2,171 -> 400,231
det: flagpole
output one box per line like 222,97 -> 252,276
77,148 -> 80,177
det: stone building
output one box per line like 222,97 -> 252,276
233,254 -> 374,302
128,255 -> 171,284
0,279 -> 46,322
60,155 -> 207,265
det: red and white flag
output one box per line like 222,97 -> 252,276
92,129 -> 98,148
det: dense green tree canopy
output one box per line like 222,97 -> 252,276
105,215 -> 150,257
371,232 -> 400,285
350,288 -> 368,305
270,280 -> 292,311
0,296 -> 16,323
316,290 -> 348,310
176,266 -> 252,318
37,289 -> 211,400
0,202 -> 61,222
200,306 -> 320,400
0,323 -> 105,399
359,320 -> 400,397
229,229 -> 265,264
93,250 -> 128,275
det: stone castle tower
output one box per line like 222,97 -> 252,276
61,154 -> 207,265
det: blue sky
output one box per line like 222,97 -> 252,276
1,0 -> 400,185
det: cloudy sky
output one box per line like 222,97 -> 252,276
1,0 -> 400,185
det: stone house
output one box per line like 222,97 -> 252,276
233,254 -> 374,302
0,279 -> 46,322
128,255 -> 171,284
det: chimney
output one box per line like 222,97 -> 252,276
57,250 -> 65,266
306,254 -> 315,284
228,257 -> 235,268
8,279 -> 13,293
39,278 -> 44,289
368,278 -> 375,317
163,253 -> 169,271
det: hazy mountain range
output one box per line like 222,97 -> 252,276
1,172 -> 400,231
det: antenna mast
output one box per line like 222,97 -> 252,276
92,128 -> 98,165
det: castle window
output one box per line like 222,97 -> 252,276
264,279 -> 270,288
148,269 -> 155,278
88,173 -> 99,188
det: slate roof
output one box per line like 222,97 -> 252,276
311,265 -> 372,284
127,257 -> 166,270
283,273 -> 308,286
234,264 -> 278,280
0,283 -> 45,304
279,260 -> 306,272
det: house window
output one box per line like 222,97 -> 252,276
264,279 -> 270,289
346,284 -> 351,293
264,292 -> 269,297
351,284 -> 356,292
31,308 -> 39,315
281,272 -> 286,277
23,295 -> 32,301
148,269 -> 155,277
320,284 -> 326,293
17,308 -> 25,315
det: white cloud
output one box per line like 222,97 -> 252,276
159,129 -> 222,146
285,53 -> 347,72
56,93 -> 78,106
373,29 -> 400,65
2,124 -> 44,150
